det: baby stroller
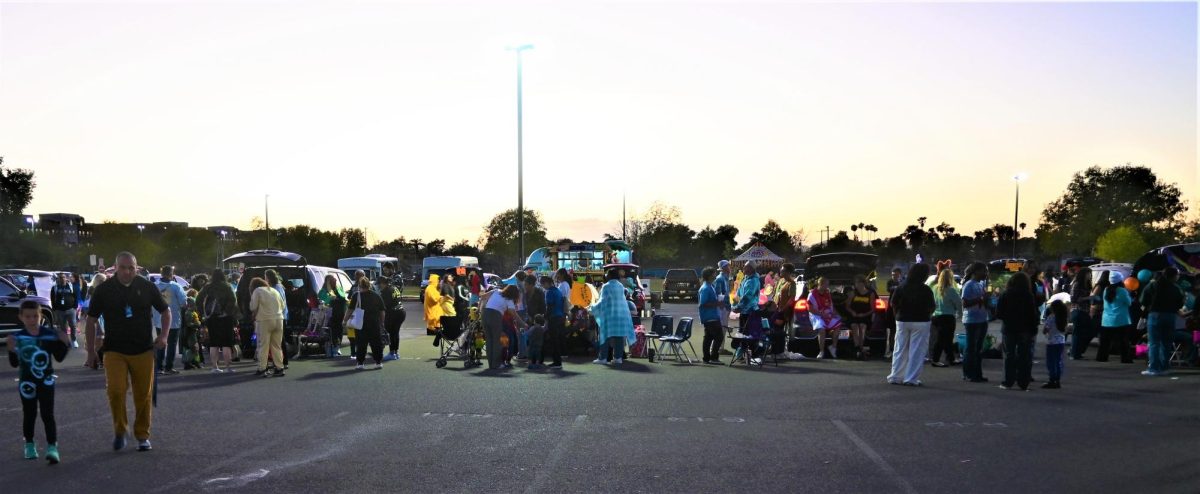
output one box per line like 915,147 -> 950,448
435,306 -> 483,368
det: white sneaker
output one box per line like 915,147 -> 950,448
816,352 -> 826,359
71,341 -> 79,348
751,357 -> 762,365
592,359 -> 607,365
226,368 -> 235,373
1141,370 -> 1159,376
829,347 -> 838,358
373,363 -> 383,370
789,352 -> 806,360
355,364 -> 365,370
614,358 -> 624,365
211,368 -> 224,373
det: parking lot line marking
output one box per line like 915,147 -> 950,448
524,414 -> 587,494
832,420 -> 916,494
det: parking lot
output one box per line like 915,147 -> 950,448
1,301 -> 1197,493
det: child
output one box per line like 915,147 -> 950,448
1042,299 -> 1070,389
180,296 -> 202,370
526,314 -> 547,370
7,300 -> 70,464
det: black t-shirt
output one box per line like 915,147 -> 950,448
87,276 -> 168,355
350,290 -> 385,329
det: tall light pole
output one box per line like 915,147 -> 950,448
265,194 -> 271,250
1012,173 -> 1028,258
508,44 -> 533,267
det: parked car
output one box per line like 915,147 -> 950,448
0,269 -> 56,299
223,250 -> 353,358
790,252 -> 887,356
0,276 -> 53,340
662,269 -> 700,302
1087,263 -> 1133,286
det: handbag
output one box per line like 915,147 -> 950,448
347,292 -> 365,330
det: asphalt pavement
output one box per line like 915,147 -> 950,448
1,303 -> 1197,494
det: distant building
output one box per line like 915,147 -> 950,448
206,226 -> 241,238
37,213 -> 87,245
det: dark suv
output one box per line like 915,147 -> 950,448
0,277 -> 53,340
223,250 -> 353,358
663,269 -> 700,302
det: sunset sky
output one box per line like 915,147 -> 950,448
2,1 -> 1196,247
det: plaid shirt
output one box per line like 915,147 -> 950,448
592,280 -> 635,341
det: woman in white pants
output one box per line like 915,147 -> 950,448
887,263 -> 936,386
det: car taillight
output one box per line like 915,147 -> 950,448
794,299 -> 809,312
875,299 -> 888,311
308,295 -> 318,309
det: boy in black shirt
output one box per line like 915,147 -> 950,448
8,300 -> 70,464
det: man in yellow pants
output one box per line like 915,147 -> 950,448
86,252 -> 170,452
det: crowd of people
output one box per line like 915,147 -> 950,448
7,249 -> 1198,464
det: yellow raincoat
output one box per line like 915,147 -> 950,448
424,274 -> 444,329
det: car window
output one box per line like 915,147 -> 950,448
336,272 -> 352,294
0,279 -> 17,298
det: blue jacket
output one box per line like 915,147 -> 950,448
713,273 -> 731,310
153,280 -> 188,329
735,274 -> 761,313
1101,287 -> 1133,328
698,283 -> 720,322
545,285 -> 565,319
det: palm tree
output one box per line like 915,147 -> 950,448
918,217 -> 928,229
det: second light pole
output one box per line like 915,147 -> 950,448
510,44 -> 533,268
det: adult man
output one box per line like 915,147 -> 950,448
85,252 -> 170,452
772,263 -> 801,360
698,267 -> 723,364
960,262 -> 990,383
734,263 -> 761,335
152,266 -> 187,375
50,273 -> 79,348
1140,267 -> 1185,376
713,261 -> 732,333
541,276 -> 567,369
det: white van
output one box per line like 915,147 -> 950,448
420,256 -> 480,287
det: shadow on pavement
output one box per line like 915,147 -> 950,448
297,369 -> 361,381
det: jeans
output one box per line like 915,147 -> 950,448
702,319 -> 724,361
1147,312 -> 1175,373
103,350 -> 155,440
1069,308 -> 1094,358
54,309 -> 78,341
961,322 -> 988,380
1096,325 -> 1133,363
154,327 -> 180,372
21,382 -> 56,443
1045,343 -> 1065,382
597,337 -> 626,361
887,321 -> 930,384
1002,334 -> 1033,388
483,309 -> 505,369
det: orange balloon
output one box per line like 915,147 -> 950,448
1123,277 -> 1139,291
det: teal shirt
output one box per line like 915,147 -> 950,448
930,283 -> 962,317
1101,287 -> 1133,327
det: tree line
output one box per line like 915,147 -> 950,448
2,159 -> 1198,275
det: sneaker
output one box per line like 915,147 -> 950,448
1041,382 -> 1060,389
969,378 -> 990,383
998,384 -> 1013,390
547,362 -> 562,368
24,442 -> 37,460
816,352 -> 826,359
614,358 -> 624,365
211,368 -> 224,374
165,369 -> 179,375
71,341 -> 79,348
751,357 -> 762,365
931,362 -> 948,368
592,358 -> 607,365
355,364 -> 365,370
137,439 -> 151,452
829,347 -> 838,359
904,381 -> 923,387
373,363 -> 383,370
157,370 -> 166,375
226,367 -> 235,373
335,350 -> 343,356
112,435 -> 126,451
255,369 -> 269,377
273,370 -> 285,377
1141,370 -> 1162,376
45,443 -> 59,464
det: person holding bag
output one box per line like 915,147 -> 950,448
344,278 -> 386,370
